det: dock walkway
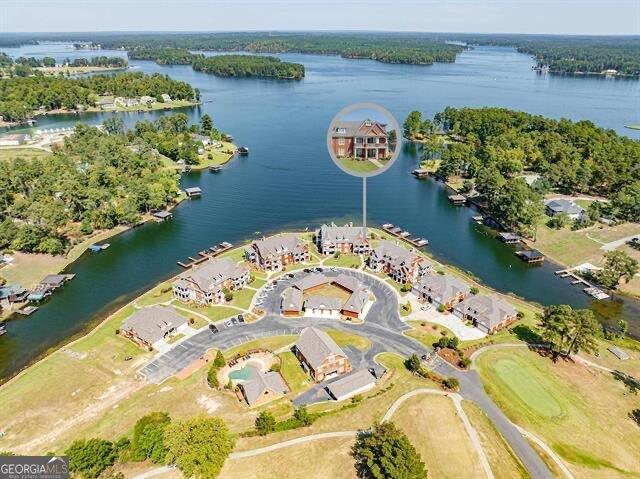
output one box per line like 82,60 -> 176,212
382,223 -> 428,248
177,241 -> 234,268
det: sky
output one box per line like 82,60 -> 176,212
1,0 -> 638,35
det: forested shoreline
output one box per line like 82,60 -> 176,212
128,49 -> 304,79
0,72 -> 195,122
405,107 -> 640,233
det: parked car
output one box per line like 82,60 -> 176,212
225,320 -> 232,328
304,268 -> 312,273
238,314 -> 245,323
315,267 -> 323,272
208,324 -> 218,333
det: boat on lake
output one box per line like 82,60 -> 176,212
237,146 -> 249,155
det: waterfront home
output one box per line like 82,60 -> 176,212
96,97 -> 116,109
325,369 -> 377,401
173,257 -> 250,305
115,97 -> 140,108
120,305 -> 187,349
454,294 -> 517,334
315,223 -> 371,256
245,234 -> 310,271
368,240 -> 431,284
412,273 -> 470,310
331,119 -> 388,160
140,95 -> 155,104
544,198 -> 585,220
294,327 -> 352,382
193,134 -> 212,146
161,94 -> 172,102
280,273 -> 370,320
236,365 -> 289,406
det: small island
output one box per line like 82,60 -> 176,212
0,54 -> 128,78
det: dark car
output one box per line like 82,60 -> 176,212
208,324 -> 219,334
231,317 -> 238,325
315,267 -> 323,272
237,314 -> 245,323
287,273 -> 295,278
304,268 -> 312,273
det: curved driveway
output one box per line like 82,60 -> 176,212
139,268 -> 553,479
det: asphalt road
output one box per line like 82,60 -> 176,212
139,268 -> 553,479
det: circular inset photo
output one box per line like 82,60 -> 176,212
327,103 -> 401,178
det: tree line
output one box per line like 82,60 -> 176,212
0,72 -> 195,121
0,123 -> 181,255
93,32 -> 464,65
404,107 -> 640,233
128,48 -> 305,80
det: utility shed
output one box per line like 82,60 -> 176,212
325,369 -> 377,401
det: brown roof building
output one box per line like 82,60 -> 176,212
331,119 -> 389,160
294,327 -> 352,382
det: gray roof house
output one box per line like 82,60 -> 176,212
246,234 -> 309,271
544,199 -> 585,219
412,273 -> 470,307
121,305 -> 187,347
454,294 -> 517,334
237,365 -> 289,406
369,240 -> 430,284
294,327 -> 351,382
173,258 -> 249,304
281,286 -> 304,314
304,295 -> 344,311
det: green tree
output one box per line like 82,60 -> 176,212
403,111 -> 423,138
405,354 -> 421,372
619,319 -> 628,337
255,411 -> 276,435
164,416 -> 234,479
353,421 -> 427,479
293,406 -> 313,426
214,350 -> 226,368
596,250 -> 639,290
200,114 -> 213,134
207,364 -> 219,388
66,439 -> 117,479
131,412 -> 171,463
103,117 -> 126,135
539,305 -> 600,358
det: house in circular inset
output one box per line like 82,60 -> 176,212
280,273 -> 371,320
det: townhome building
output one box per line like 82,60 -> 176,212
245,234 -> 310,271
412,273 -> 470,310
315,223 -> 371,256
173,257 -> 250,305
368,240 -> 431,284
331,119 -> 389,160
454,294 -> 517,334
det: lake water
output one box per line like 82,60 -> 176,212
1,43 -> 639,380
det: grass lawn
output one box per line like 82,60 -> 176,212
189,305 -> 239,322
221,436 -> 357,479
476,347 -> 640,478
0,148 -> 51,161
193,141 -> 236,169
135,282 -> 173,307
462,401 -> 530,479
326,330 -> 371,351
392,394 -> 483,479
303,283 -> 351,304
228,288 -> 257,310
337,157 -> 380,174
323,254 -> 362,268
405,320 -> 451,347
224,336 -> 297,359
278,351 -> 311,393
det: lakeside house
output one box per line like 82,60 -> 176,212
95,97 -> 116,109
161,94 -> 172,103
412,273 -> 470,310
140,95 -> 155,104
0,134 -> 30,146
245,234 -> 310,271
330,119 -> 388,160
173,257 -> 250,305
120,305 -> 188,349
236,365 -> 289,406
115,97 -> 140,108
193,134 -> 212,146
0,284 -> 28,307
544,198 -> 586,220
325,368 -> 378,401
454,294 -> 517,334
368,240 -> 431,284
315,223 -> 371,256
293,327 -> 352,382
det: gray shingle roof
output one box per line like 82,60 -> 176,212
371,240 -> 424,270
295,327 -> 347,370
545,199 -> 584,215
121,305 -> 186,344
318,223 -> 368,246
326,369 -> 376,399
455,294 -> 516,331
281,286 -> 303,312
304,295 -> 343,310
252,234 -> 306,259
177,258 -> 248,293
414,274 -> 470,304
239,365 -> 288,405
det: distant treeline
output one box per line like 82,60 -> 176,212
0,124 -> 180,255
405,107 -> 640,231
0,72 -> 195,121
6,55 -> 127,69
104,32 -> 464,65
439,34 -> 640,76
128,48 -> 305,79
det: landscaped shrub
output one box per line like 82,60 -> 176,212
404,354 -> 421,372
437,304 -> 446,313
458,357 -> 471,369
207,364 -> 219,388
214,350 -> 226,368
255,412 -> 276,435
400,283 -> 413,293
131,412 -> 170,464
516,310 -> 525,319
293,406 -> 313,426
470,286 -> 479,295
269,363 -> 281,373
66,438 -> 117,479
351,394 -> 363,404
436,336 -> 459,350
443,377 -> 460,390
223,288 -> 233,301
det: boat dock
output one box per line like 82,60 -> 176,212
17,306 -> 38,316
412,169 -> 430,179
381,224 -> 428,248
516,249 -> 545,264
448,194 -> 467,206
177,241 -> 234,268
555,268 -> 611,300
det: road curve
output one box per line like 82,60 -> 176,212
229,431 -> 358,459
